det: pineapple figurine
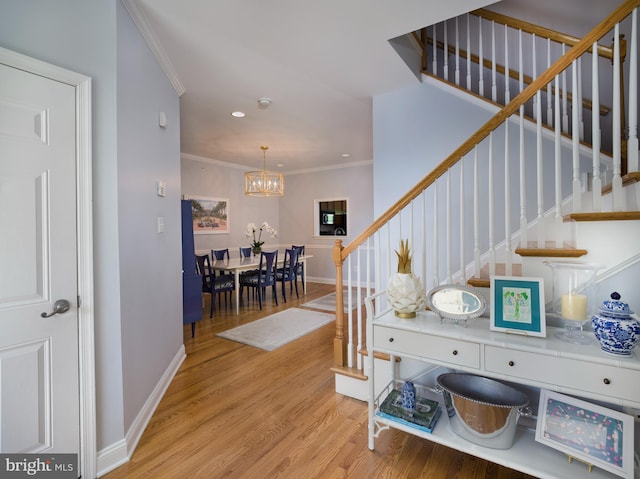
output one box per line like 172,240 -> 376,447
387,239 -> 426,318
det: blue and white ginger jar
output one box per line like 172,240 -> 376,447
591,292 -> 640,356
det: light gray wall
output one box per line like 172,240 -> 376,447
373,81 -> 494,216
116,4 -> 183,434
0,0 -> 183,452
181,157 -> 373,282
181,157 -> 281,256
281,165 -> 374,281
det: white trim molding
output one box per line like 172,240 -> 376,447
97,345 -> 186,477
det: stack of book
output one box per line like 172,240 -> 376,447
376,388 -> 442,433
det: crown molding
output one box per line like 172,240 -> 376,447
181,152 -> 372,174
121,0 -> 186,96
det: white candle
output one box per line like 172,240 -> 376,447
561,293 -> 588,321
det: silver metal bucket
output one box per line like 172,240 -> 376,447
436,373 -> 529,449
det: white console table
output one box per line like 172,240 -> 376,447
365,293 -> 640,479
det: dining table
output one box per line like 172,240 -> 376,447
211,254 -> 312,314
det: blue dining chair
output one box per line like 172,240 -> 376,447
195,254 -> 235,318
239,247 -> 252,259
211,249 -> 234,309
240,250 -> 278,310
276,248 -> 299,303
292,244 -> 305,293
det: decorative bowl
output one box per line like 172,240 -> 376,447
591,292 -> 640,356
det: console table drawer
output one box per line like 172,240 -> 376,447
374,326 -> 480,368
485,346 -> 639,401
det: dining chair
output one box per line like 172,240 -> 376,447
239,250 -> 278,310
276,248 -> 299,303
211,249 -> 234,308
238,246 -> 256,301
292,244 -> 305,292
196,254 -> 235,318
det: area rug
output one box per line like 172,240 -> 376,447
302,291 -> 365,312
216,308 -> 334,351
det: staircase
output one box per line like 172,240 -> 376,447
330,0 -> 640,400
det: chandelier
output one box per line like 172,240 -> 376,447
244,145 -> 284,196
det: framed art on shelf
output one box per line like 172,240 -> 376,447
490,276 -> 546,337
535,389 -> 634,478
185,195 -> 229,234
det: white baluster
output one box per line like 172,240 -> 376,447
536,87 -> 545,247
504,121 -> 512,275
443,20 -> 449,81
489,132 -> 496,276
519,60 -> 528,248
460,160 -> 466,283
519,30 -> 524,94
455,17 -> 460,86
612,23 -> 623,211
421,192 -> 427,287
466,14 -> 472,90
562,44 -> 569,132
578,58 -> 584,140
547,39 -> 553,126
572,59 -> 582,212
346,255 -> 353,368
554,73 -> 564,247
432,23 -> 438,76
479,16 -> 484,96
433,182 -> 439,287
592,41 -> 602,212
355,247 -> 361,369
532,34 -> 538,121
491,20 -> 497,102
446,170 -> 452,283
504,24 -> 510,103
473,146 -> 481,278
628,8 -> 638,173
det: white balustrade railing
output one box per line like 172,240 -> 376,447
334,4 -> 639,376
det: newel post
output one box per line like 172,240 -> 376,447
332,239 -> 347,368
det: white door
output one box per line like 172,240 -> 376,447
0,62 -> 80,455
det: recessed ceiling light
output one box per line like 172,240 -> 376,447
341,153 -> 350,158
231,111 -> 246,118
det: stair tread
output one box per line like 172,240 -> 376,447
515,241 -> 588,257
565,211 -> 640,222
601,172 -> 640,195
467,263 -> 522,288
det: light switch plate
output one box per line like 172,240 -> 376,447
157,180 -> 166,197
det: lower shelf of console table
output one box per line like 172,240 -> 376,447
366,308 -> 640,479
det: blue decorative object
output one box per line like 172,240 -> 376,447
592,292 -> 640,356
401,381 -> 416,410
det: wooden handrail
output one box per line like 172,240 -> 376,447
472,8 -> 615,60
413,34 -> 611,117
340,0 -> 639,263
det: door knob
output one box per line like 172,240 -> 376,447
41,299 -> 71,318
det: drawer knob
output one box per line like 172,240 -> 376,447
603,378 -> 611,385
452,350 -> 458,356
388,337 -> 394,343
508,361 -> 515,367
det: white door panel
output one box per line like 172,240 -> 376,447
0,62 -> 79,456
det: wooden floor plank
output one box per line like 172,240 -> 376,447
101,282 -> 533,479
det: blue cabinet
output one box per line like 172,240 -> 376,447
181,199 -> 201,336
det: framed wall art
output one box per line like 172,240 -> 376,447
535,389 -> 634,478
185,195 -> 229,235
490,276 -> 546,337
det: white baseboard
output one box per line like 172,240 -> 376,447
96,345 -> 186,477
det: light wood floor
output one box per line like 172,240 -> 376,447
102,282 -> 534,479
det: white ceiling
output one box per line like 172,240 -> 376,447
130,0 -> 497,172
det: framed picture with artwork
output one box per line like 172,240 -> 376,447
490,276 -> 546,337
184,195 -> 229,235
536,389 -> 634,478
